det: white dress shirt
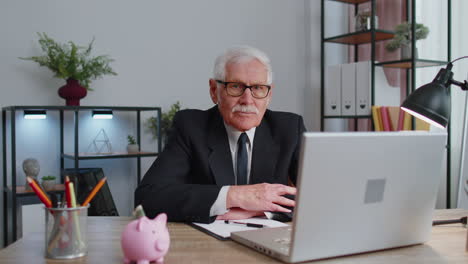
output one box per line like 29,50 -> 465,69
209,123 -> 256,216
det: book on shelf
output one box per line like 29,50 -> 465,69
397,108 -> 405,131
371,106 -> 383,131
387,106 -> 400,131
415,117 -> 431,131
402,111 -> 412,130
371,105 -> 382,131
371,105 -> 430,132
380,106 -> 393,131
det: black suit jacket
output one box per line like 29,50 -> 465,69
135,106 -> 306,223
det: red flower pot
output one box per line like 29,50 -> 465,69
58,78 -> 87,106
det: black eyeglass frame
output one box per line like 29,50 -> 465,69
215,80 -> 271,99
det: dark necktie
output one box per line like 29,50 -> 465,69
237,133 -> 248,185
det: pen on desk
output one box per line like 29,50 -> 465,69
224,220 -> 265,228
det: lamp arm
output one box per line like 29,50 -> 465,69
450,79 -> 468,91
450,55 -> 468,64
445,56 -> 468,90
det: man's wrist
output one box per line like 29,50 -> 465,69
226,185 -> 240,209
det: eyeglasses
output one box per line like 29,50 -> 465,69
216,80 -> 271,99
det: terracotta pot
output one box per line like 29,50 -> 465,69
58,78 -> 87,106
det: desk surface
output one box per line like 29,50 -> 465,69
0,209 -> 467,263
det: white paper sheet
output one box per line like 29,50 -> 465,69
192,218 -> 288,239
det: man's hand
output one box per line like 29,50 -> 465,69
216,208 -> 264,220
226,183 -> 296,212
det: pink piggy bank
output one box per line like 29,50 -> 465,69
121,213 -> 170,264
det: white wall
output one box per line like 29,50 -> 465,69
450,0 -> 468,208
413,0 -> 468,208
0,0 -> 321,246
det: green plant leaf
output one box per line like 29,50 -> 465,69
19,32 -> 117,91
146,101 -> 182,140
127,135 -> 137,145
385,22 -> 429,52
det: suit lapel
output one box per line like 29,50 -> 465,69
207,107 -> 236,186
250,117 -> 280,184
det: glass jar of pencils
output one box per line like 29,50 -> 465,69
44,205 -> 89,259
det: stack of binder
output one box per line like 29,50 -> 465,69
371,106 -> 430,131
325,61 -> 372,117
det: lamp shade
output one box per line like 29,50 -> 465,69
401,81 -> 450,128
401,66 -> 455,129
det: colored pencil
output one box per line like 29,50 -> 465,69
26,177 -> 52,208
68,182 -> 83,244
82,177 -> 107,206
69,182 -> 77,208
65,176 -> 73,208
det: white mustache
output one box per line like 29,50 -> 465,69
232,104 -> 259,114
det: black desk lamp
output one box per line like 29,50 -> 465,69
401,56 -> 468,212
401,56 -> 468,128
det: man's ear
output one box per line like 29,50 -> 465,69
266,83 -> 274,105
209,79 -> 218,104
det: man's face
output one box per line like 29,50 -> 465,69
209,59 -> 272,131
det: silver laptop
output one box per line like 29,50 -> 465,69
231,131 -> 447,263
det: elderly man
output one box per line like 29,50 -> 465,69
135,46 -> 306,223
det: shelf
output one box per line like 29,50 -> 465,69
324,30 -> 394,45
323,115 -> 372,119
63,151 -> 159,160
2,105 -> 161,112
5,184 -> 65,197
328,0 -> 370,4
375,59 -> 448,69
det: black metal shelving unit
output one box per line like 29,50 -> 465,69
320,0 -> 451,130
2,105 -> 161,246
321,0 -> 384,130
320,0 -> 452,206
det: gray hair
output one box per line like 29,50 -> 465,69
213,46 -> 273,84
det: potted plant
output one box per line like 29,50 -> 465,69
385,22 -> 429,59
147,101 -> 182,148
127,135 -> 139,153
20,32 -> 117,106
41,175 -> 56,191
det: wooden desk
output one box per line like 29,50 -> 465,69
0,209 -> 467,263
